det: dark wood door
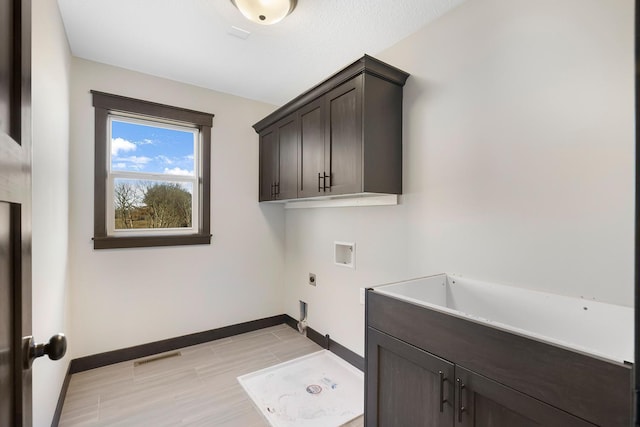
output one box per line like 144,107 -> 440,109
455,366 -> 595,427
366,328 -> 455,427
0,0 -> 32,425
259,127 -> 278,201
298,98 -> 325,198
325,75 -> 363,195
275,114 -> 298,200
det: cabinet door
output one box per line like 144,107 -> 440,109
275,114 -> 298,200
455,366 -> 595,427
259,127 -> 278,201
325,75 -> 363,195
298,98 -> 325,198
367,327 -> 454,427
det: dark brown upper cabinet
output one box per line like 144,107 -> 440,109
298,98 -> 325,198
254,55 -> 409,202
324,75 -> 363,196
258,113 -> 298,201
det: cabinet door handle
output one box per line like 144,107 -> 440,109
323,172 -> 331,191
270,183 -> 275,198
439,371 -> 447,413
318,172 -> 324,192
275,182 -> 280,197
457,378 -> 466,422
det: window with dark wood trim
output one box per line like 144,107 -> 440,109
91,91 -> 213,249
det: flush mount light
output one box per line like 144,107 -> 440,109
230,0 -> 297,25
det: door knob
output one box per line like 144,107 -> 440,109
23,333 -> 67,369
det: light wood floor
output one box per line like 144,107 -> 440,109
58,324 -> 364,426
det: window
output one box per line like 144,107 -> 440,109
92,91 -> 213,249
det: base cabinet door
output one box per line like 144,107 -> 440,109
455,366 -> 595,427
367,328 -> 455,427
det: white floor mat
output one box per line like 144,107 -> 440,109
237,350 -> 364,427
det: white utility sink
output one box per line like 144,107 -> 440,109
374,274 -> 633,365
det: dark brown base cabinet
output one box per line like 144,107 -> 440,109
254,55 -> 409,202
367,328 -> 455,427
365,291 -> 633,427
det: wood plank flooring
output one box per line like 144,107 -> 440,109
58,324 -> 364,426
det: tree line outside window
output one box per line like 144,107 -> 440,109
114,180 -> 193,230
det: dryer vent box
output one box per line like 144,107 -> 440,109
334,242 -> 355,268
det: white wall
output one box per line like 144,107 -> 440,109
68,59 -> 284,357
283,0 -> 635,356
31,0 -> 73,425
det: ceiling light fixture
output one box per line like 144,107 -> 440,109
230,0 -> 297,25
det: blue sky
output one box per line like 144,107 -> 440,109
111,119 -> 195,176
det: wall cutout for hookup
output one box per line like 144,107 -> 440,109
298,300 -> 308,334
334,242 -> 355,268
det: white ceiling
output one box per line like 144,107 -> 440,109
57,0 -> 466,106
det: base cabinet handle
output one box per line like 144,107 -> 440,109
439,371 -> 447,413
457,378 -> 466,422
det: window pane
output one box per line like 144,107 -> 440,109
114,179 -> 193,230
111,119 -> 195,176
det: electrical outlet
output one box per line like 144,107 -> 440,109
309,273 -> 316,286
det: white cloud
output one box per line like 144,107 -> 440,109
111,137 -> 136,156
122,156 -> 151,164
164,167 -> 193,176
156,155 -> 173,165
114,162 -> 127,169
118,156 -> 152,170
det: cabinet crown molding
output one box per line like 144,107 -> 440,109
253,54 -> 409,133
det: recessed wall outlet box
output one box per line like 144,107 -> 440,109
359,288 -> 365,305
309,273 -> 316,286
334,241 -> 355,268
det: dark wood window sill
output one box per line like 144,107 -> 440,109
93,234 -> 212,249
